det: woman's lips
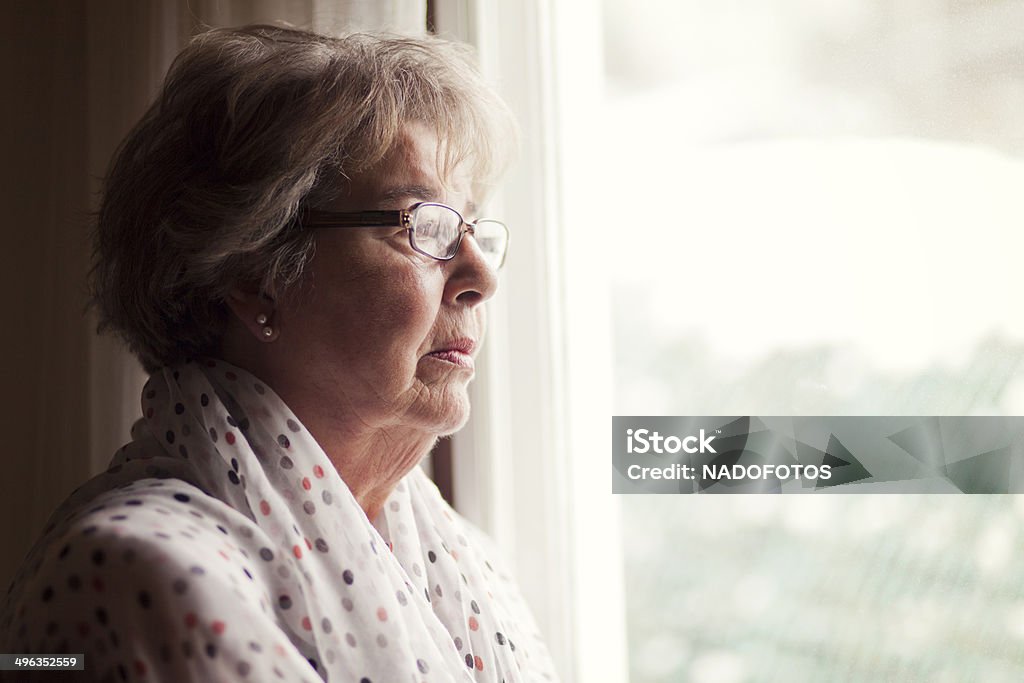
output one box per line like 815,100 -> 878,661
425,337 -> 476,368
425,349 -> 475,368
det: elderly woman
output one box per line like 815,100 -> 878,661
0,25 -> 558,682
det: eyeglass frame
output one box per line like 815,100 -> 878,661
297,202 -> 509,269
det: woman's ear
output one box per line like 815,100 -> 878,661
226,285 -> 279,342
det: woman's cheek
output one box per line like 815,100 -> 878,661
389,268 -> 445,333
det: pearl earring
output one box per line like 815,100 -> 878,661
255,313 -> 273,339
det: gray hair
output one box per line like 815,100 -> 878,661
91,24 -> 517,373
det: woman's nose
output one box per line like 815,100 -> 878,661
444,231 -> 499,306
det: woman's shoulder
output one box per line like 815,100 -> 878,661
5,478 -> 261,595
0,478 -> 318,682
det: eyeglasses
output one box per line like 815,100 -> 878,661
299,202 -> 509,270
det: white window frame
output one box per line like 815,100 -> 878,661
433,2 -> 629,681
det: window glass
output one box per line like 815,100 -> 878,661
597,1 -> 1024,680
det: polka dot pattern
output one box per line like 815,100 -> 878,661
0,359 -> 559,682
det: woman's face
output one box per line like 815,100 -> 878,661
271,122 -> 498,436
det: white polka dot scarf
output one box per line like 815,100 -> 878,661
1,359 -> 559,682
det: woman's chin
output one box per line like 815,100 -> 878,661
414,388 -> 472,436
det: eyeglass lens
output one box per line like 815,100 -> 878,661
410,204 -> 507,269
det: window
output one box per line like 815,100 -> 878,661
446,0 -> 1024,681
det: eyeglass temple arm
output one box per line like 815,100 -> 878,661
299,208 -> 410,229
